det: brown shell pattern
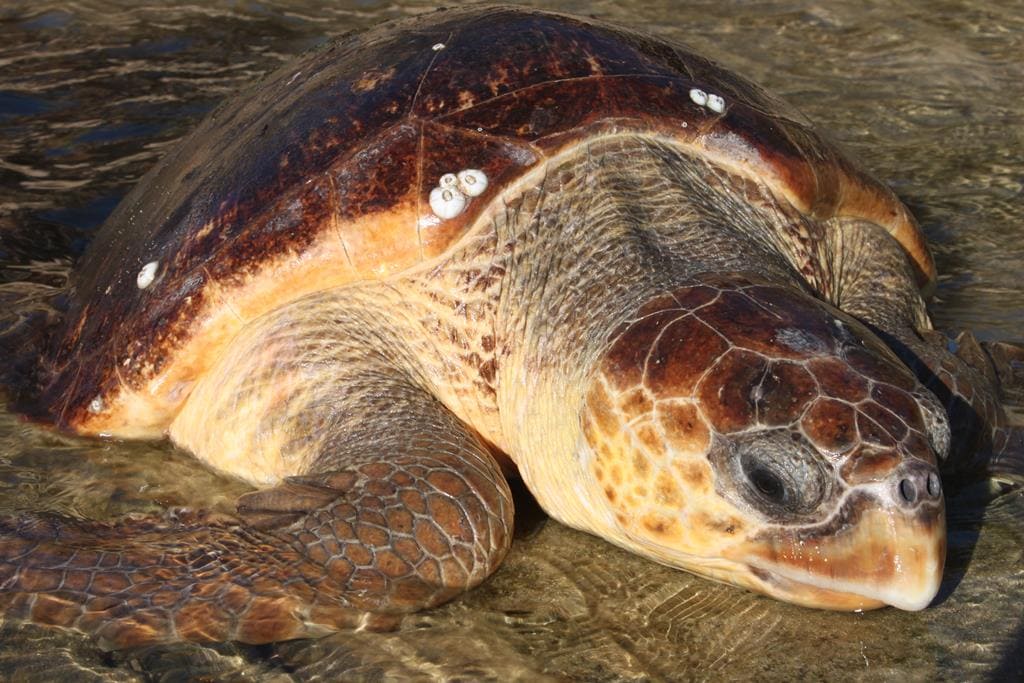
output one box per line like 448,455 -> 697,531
38,5 -> 934,433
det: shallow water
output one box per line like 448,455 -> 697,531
0,0 -> 1022,680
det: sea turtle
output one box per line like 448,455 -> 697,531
1,5 -> 1022,649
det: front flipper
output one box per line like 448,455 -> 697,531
0,416 -> 511,648
0,317 -> 513,648
0,431 -> 511,648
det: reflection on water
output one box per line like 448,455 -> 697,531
1,0 -> 1022,679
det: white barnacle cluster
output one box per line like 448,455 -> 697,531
689,87 -> 726,114
428,169 -> 488,220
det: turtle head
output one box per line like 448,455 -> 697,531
581,274 -> 947,611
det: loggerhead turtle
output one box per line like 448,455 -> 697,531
1,5 -> 1022,648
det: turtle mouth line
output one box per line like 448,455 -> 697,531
745,562 -> 886,611
744,559 -> 935,611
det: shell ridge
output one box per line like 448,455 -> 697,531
204,264 -> 245,324
110,347 -> 129,390
669,47 -> 698,83
411,29 -> 455,116
423,119 -> 546,158
324,172 -> 356,270
55,358 -> 83,429
415,119 -> 427,262
434,73 -> 688,122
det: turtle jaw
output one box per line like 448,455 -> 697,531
741,567 -> 888,611
724,494 -> 946,611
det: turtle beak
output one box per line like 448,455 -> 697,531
725,485 -> 946,611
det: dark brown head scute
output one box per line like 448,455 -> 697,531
756,361 -> 817,426
870,384 -> 921,426
860,402 -> 910,442
696,349 -> 768,434
807,357 -> 870,402
645,315 -> 730,397
856,410 -> 898,449
844,344 -> 917,392
601,308 -> 678,392
802,398 -> 858,455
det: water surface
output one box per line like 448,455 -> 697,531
1,1 -> 1022,680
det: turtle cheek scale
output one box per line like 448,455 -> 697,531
582,279 -> 947,611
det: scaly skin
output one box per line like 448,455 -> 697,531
1,135 -> 1020,647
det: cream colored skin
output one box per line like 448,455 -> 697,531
171,134 -> 949,611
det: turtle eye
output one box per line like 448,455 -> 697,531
743,459 -> 789,506
710,429 -> 834,522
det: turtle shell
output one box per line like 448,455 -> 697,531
39,5 -> 935,436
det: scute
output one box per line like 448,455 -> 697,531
38,5 -> 935,436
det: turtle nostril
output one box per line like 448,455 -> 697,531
894,467 -> 941,507
898,478 -> 917,505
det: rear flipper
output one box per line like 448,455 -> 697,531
0,379 -> 513,649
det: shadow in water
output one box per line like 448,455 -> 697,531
991,618 -> 1024,681
933,480 -> 1007,607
